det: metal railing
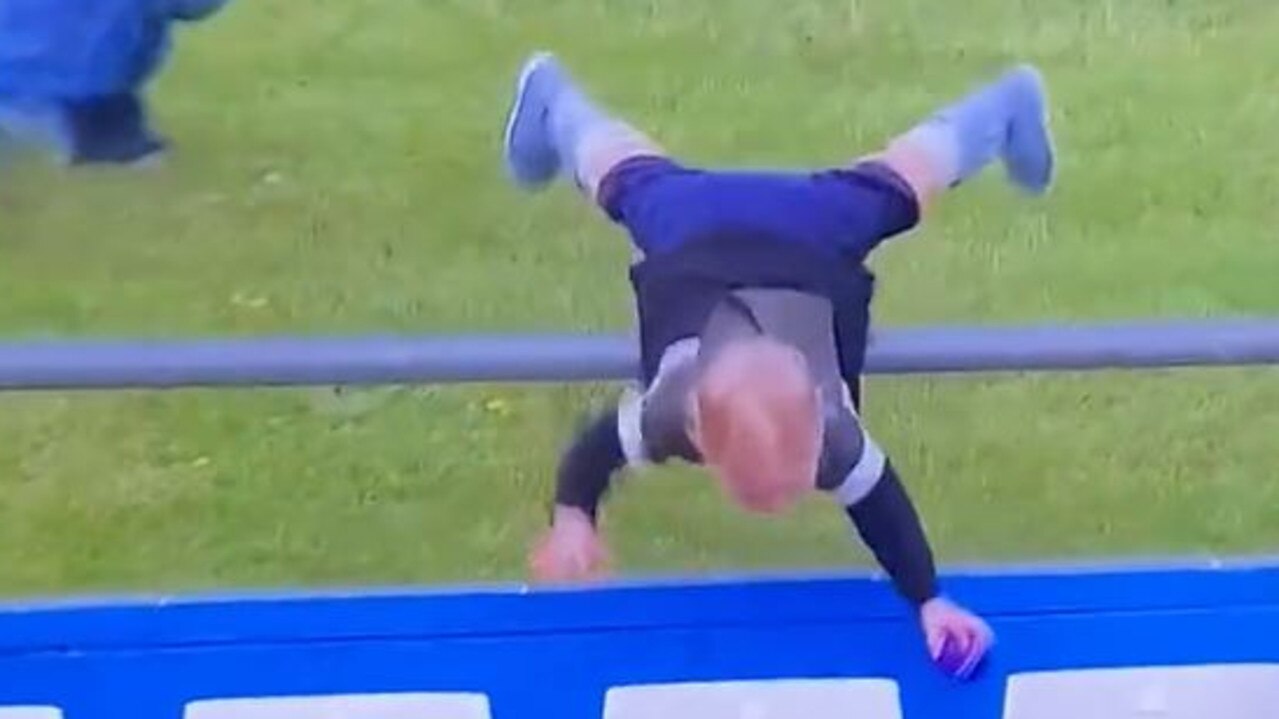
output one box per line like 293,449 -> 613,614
1,318 -> 1278,390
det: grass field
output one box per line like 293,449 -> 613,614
1,0 -> 1278,600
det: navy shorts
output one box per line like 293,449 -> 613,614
597,156 -> 920,261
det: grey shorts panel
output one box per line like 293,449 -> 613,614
639,338 -> 701,463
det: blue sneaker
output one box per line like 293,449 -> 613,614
502,52 -> 565,189
913,63 -> 1056,196
1002,65 -> 1055,195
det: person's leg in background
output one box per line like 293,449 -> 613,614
1,0 -> 233,171
64,92 -> 166,166
0,92 -> 165,168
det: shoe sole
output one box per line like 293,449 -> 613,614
502,51 -> 555,183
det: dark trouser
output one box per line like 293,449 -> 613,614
601,157 -> 921,402
597,157 -> 920,261
64,93 -> 164,164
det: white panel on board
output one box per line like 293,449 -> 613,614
1004,664 -> 1279,719
604,678 -> 902,719
0,708 -> 62,719
185,692 -> 491,719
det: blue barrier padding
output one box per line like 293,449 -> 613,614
2,318 -> 1279,390
2,558 -> 1279,718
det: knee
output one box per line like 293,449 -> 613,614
595,156 -> 680,222
577,127 -> 665,201
827,160 -> 923,253
878,137 -> 948,210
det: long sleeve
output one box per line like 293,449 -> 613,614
553,407 -> 627,523
844,460 -> 940,606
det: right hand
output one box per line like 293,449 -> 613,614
919,596 -> 995,679
528,506 -> 611,583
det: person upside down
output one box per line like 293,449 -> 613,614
501,51 -> 1055,679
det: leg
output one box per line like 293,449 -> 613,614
64,92 -> 167,166
801,65 -> 1055,265
864,64 -> 1055,210
503,52 -> 664,202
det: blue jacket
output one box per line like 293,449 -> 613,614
0,0 -> 227,99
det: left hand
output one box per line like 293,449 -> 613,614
528,506 -> 611,583
919,596 -> 994,679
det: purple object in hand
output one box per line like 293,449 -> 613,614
935,636 -> 983,680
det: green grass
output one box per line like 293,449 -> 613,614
1,0 -> 1278,599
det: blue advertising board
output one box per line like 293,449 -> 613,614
1,558 -> 1278,719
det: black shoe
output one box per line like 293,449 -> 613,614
65,93 -> 169,166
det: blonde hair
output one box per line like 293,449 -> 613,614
691,337 -> 823,511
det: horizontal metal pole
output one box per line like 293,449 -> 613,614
1,318 -> 1278,391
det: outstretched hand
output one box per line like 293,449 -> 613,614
920,596 -> 994,680
529,506 -> 611,583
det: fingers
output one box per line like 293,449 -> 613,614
957,639 -> 987,678
971,616 -> 995,655
925,621 -> 946,660
922,599 -> 995,680
527,543 -> 560,582
951,616 -> 994,679
527,531 -> 610,584
587,541 -> 612,576
956,621 -> 977,654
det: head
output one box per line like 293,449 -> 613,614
688,336 -> 824,514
